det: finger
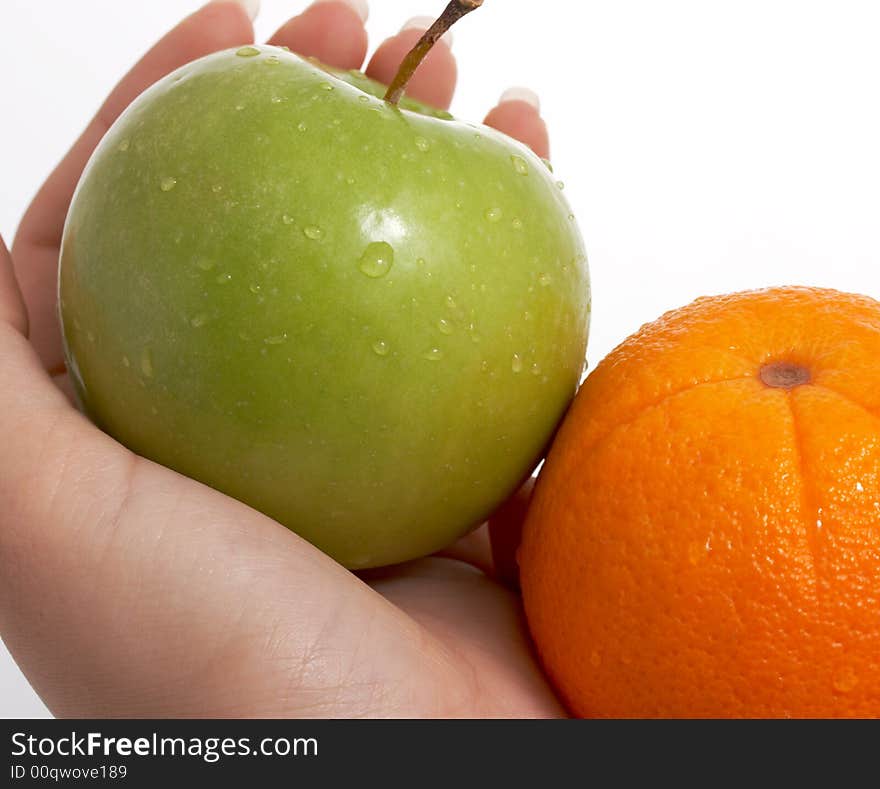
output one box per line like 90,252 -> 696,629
488,477 -> 537,590
434,524 -> 494,576
366,17 -> 457,109
12,0 -> 257,372
483,87 -> 550,160
267,0 -> 368,70
0,236 -> 27,336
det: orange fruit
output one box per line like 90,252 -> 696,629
520,286 -> 880,718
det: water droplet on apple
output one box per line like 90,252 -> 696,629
263,333 -> 288,345
236,46 -> 260,57
445,295 -> 456,309
194,258 -> 214,271
297,121 -> 308,132
542,158 -> 553,172
87,331 -> 95,343
415,136 -> 430,152
211,184 -> 223,193
510,155 -> 529,175
372,339 -> 389,356
358,95 -> 370,103
282,214 -> 295,225
122,355 -> 130,368
265,55 -> 280,65
303,225 -> 323,241
511,353 -> 523,373
422,348 -> 443,361
160,176 -> 177,192
538,273 -> 552,287
484,207 -> 503,223
416,257 -> 426,269
556,180 -> 565,190
271,95 -> 283,104
190,313 -> 208,328
568,213 -> 575,221
234,103 -> 245,111
249,283 -> 262,294
215,272 -> 232,284
118,139 -> 130,152
437,319 -> 453,335
512,218 -> 523,230
480,360 -> 489,373
523,311 -> 532,321
358,241 -> 394,278
319,82 -> 334,91
530,362 -> 542,376
140,349 -> 154,378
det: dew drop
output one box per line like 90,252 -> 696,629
415,136 -> 430,152
195,258 -> 214,271
445,295 -> 457,310
160,176 -> 177,192
211,184 -> 223,193
215,272 -> 232,284
510,154 -> 529,175
556,180 -> 565,190
538,272 -> 552,287
484,207 -> 503,223
236,46 -> 260,57
530,362 -> 542,376
358,94 -> 370,103
511,353 -> 523,373
303,225 -> 323,240
358,241 -> 394,278
319,82 -> 334,91
438,319 -> 453,335
271,95 -> 283,104
512,218 -> 523,230
234,103 -> 245,111
416,257 -> 427,269
264,55 -> 280,65
297,121 -> 308,132
87,331 -> 95,343
190,313 -> 208,328
118,138 -> 130,152
422,348 -> 444,361
249,283 -> 262,294
263,333 -> 288,345
140,349 -> 154,378
542,158 -> 554,172
122,355 -> 130,368
372,339 -> 390,356
282,214 -> 295,225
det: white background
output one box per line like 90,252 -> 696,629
2,0 -> 880,717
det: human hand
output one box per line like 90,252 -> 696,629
1,0 -> 560,718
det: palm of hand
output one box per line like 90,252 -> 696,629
0,1 -> 561,718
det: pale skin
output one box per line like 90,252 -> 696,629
0,1 -> 561,717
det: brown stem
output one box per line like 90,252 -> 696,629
383,0 -> 484,105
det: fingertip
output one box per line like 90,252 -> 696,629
207,0 -> 260,23
484,90 -> 550,160
366,27 -> 457,110
488,477 -> 537,591
268,1 -> 368,71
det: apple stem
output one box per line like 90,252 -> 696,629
383,0 -> 483,105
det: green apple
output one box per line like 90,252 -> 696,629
59,45 -> 590,568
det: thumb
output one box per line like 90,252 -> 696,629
0,235 -> 28,336
488,476 -> 536,590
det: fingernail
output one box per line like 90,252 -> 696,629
402,15 -> 453,47
209,0 -> 260,21
311,0 -> 369,23
499,86 -> 540,112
